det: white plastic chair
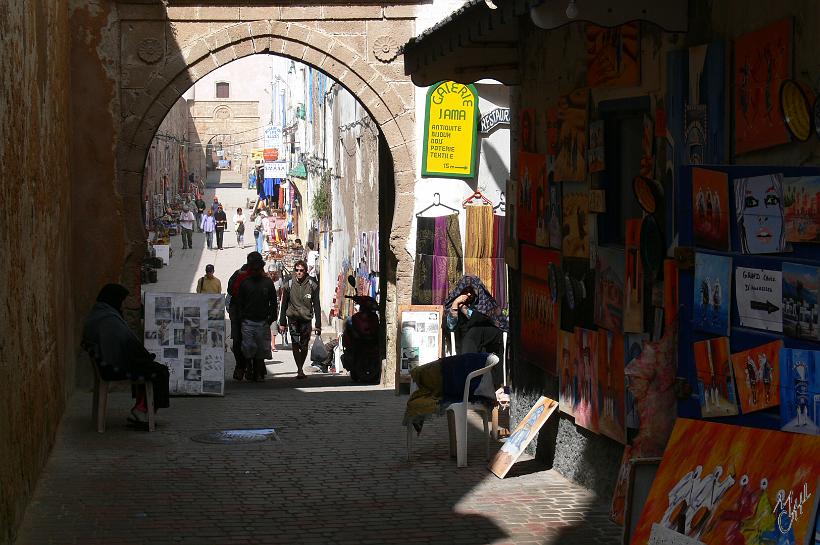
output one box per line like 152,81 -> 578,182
446,353 -> 499,467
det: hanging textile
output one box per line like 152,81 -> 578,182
492,215 -> 508,310
464,205 -> 496,295
412,214 -> 463,305
412,217 -> 435,304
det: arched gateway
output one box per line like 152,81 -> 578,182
118,6 -> 420,384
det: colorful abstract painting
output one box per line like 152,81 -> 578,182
520,245 -> 560,373
558,329 -> 576,416
631,418 -> 820,545
595,247 -> 625,332
624,219 -> 644,333
562,182 -> 590,258
554,89 -> 589,182
779,348 -> 820,436
693,253 -> 732,336
730,340 -> 782,414
784,176 -> 820,243
692,168 -> 730,251
517,152 -> 546,245
782,262 -> 820,341
586,22 -> 640,88
597,329 -> 626,444
693,337 -> 739,418
734,18 -> 792,155
574,327 -> 599,432
735,173 -> 787,254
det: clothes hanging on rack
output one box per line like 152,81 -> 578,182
464,205 -> 496,294
412,214 -> 463,305
492,215 -> 508,310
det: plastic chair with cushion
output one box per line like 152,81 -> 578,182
445,353 -> 499,467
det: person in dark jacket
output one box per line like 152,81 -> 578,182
278,260 -> 321,379
233,252 -> 278,381
195,197 -> 206,232
227,263 -> 249,381
82,283 -> 170,429
214,205 -> 228,250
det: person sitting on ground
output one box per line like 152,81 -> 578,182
196,264 -> 221,294
233,252 -> 278,381
82,283 -> 170,429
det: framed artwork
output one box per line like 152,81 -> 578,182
585,22 -> 640,88
517,152 -> 546,245
784,176 -> 820,243
693,337 -> 739,418
562,182 -> 590,258
594,246 -> 625,332
632,418 -> 820,545
734,173 -> 787,254
554,89 -> 589,182
779,347 -> 820,435
693,253 -> 732,336
734,18 -> 793,155
730,340 -> 782,414
597,329 -> 626,444
782,262 -> 820,341
488,397 -> 558,479
520,246 -> 560,373
574,327 -> 599,432
692,168 -> 730,251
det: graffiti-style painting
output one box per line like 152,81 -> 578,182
520,246 -> 560,373
693,253 -> 732,336
558,329 -> 576,416
632,418 -> 820,545
692,168 -> 730,251
784,176 -> 820,243
782,262 -> 820,341
597,330 -> 626,444
554,89 -> 589,182
693,337 -> 739,418
624,219 -> 644,333
562,182 -> 590,258
779,348 -> 820,436
588,120 -> 605,173
586,22 -> 640,88
594,247 -> 625,332
735,173 -> 787,254
734,18 -> 792,155
730,340 -> 782,414
517,152 -> 546,245
520,108 -> 536,152
574,327 -> 599,432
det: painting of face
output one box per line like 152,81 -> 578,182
734,174 -> 786,254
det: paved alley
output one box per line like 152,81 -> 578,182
15,186 -> 621,545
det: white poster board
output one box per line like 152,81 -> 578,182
398,308 -> 443,375
153,244 -> 170,265
144,292 -> 226,396
734,267 -> 783,332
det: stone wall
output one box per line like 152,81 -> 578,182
144,96 -> 191,225
187,99 -> 260,179
0,0 -> 73,542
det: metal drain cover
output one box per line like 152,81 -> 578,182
191,428 -> 279,444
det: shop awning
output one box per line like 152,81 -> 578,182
289,162 -> 307,179
403,0 -> 688,86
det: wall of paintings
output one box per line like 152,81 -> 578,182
144,292 -> 226,396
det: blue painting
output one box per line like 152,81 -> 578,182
779,348 -> 820,436
693,253 -> 732,335
783,262 -> 820,341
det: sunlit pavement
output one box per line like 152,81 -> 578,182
15,187 -> 620,545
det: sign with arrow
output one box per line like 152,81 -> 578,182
735,267 -> 783,332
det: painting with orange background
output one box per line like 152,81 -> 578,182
631,418 -> 820,545
586,22 -> 640,88
554,89 -> 589,182
730,340 -> 782,414
597,329 -> 626,444
692,168 -> 730,251
693,337 -> 739,418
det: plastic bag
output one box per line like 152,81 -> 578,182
310,335 -> 329,363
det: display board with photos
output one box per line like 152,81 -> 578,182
144,292 -> 226,396
676,165 -> 820,434
396,305 -> 444,390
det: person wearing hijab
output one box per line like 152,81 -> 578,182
82,283 -> 170,429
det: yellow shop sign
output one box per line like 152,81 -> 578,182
422,81 -> 478,178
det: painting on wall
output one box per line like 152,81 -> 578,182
546,106 -> 559,159
730,340 -> 782,414
520,108 -> 536,152
536,175 -> 551,247
595,247 -> 625,332
784,175 -> 820,243
517,152 -> 546,245
520,246 -> 561,373
735,173 -> 787,254
734,18 -> 792,155
548,177 -> 563,250
782,262 -> 820,341
624,333 -> 650,430
562,182 -> 590,258
554,89 -> 589,182
585,22 -> 640,88
561,257 -> 595,332
558,329 -> 576,416
692,168 -> 730,251
693,337 -> 739,418
598,329 -> 626,444
574,327 -> 599,432
693,253 -> 732,336
780,347 -> 820,436
588,120 -> 605,173
624,219 -> 644,333
684,104 -> 708,165
631,418 -> 820,545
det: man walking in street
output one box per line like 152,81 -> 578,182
214,205 -> 228,250
278,260 -> 321,379
195,196 -> 206,232
234,252 -> 278,381
196,264 -> 222,294
211,196 -> 221,214
179,205 -> 195,249
227,263 -> 249,380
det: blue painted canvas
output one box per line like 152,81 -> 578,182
779,348 -> 820,436
693,253 -> 732,335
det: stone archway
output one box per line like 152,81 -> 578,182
118,15 -> 418,385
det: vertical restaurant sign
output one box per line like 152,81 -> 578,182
263,125 -> 283,162
422,81 -> 478,178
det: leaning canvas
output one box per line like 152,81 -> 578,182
779,348 -> 820,436
693,253 -> 732,336
730,340 -> 782,414
693,337 -> 739,418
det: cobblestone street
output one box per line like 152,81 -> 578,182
15,188 -> 621,545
